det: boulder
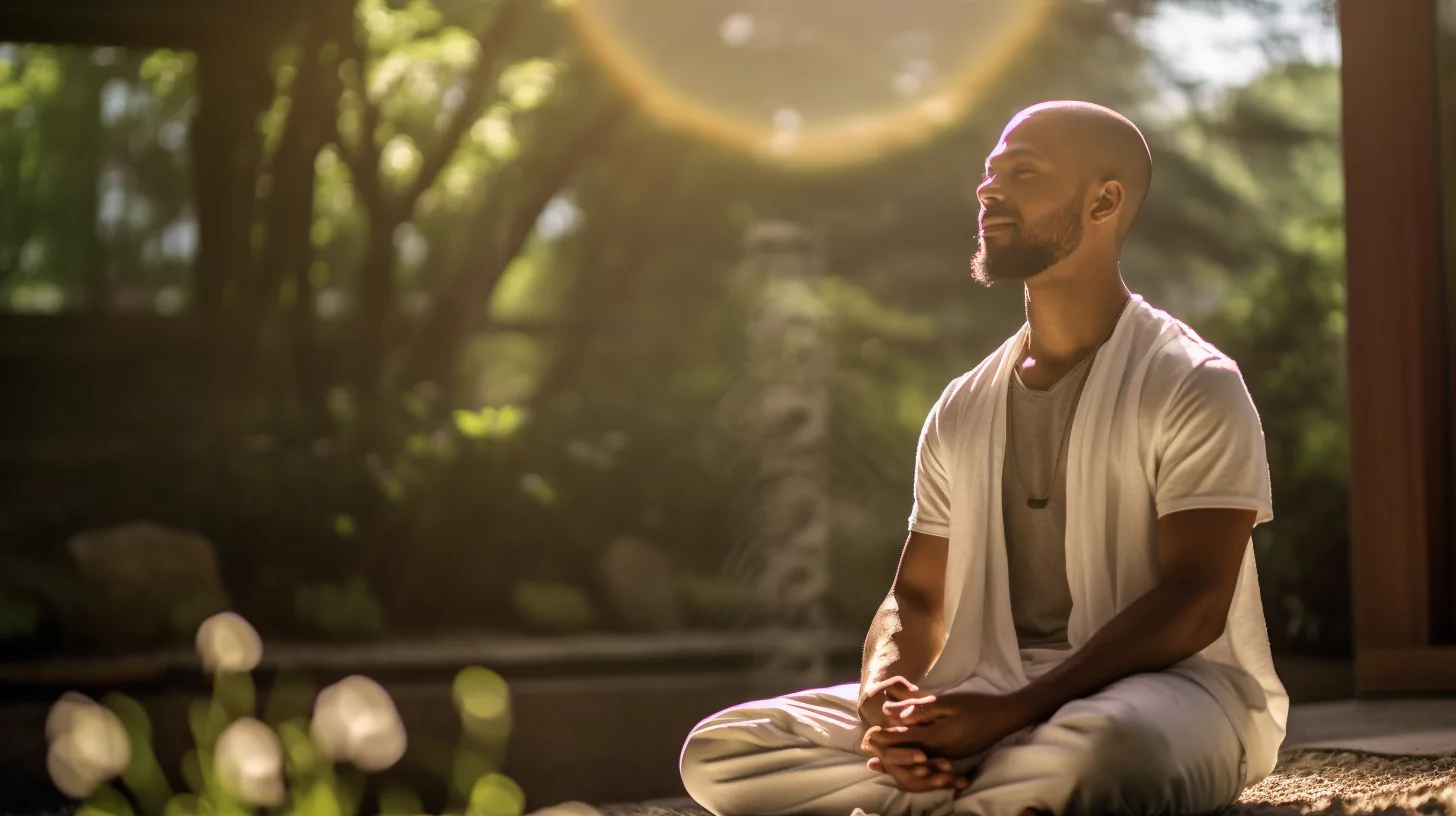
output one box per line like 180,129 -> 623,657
66,521 -> 229,650
598,536 -> 684,633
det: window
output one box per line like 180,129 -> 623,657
0,44 -> 196,314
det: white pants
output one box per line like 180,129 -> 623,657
680,672 -> 1246,816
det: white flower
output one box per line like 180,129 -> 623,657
214,717 -> 285,806
310,675 -> 407,771
45,693 -> 131,799
196,612 -> 263,673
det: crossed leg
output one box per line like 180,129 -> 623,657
680,672 -> 1245,816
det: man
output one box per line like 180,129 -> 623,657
679,101 -> 1287,816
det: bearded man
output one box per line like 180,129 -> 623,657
678,101 -> 1286,816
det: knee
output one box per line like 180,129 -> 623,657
679,723 -> 749,816
1067,717 -> 1177,815
679,729 -> 717,808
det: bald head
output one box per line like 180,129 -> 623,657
1007,101 -> 1153,242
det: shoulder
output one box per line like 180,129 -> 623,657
1136,303 -> 1249,402
935,330 -> 1020,414
1131,305 -> 1258,433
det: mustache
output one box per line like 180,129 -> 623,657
980,207 -> 1021,225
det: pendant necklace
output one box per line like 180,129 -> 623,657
1010,297 -> 1132,510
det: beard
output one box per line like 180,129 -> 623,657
971,196 -> 1084,287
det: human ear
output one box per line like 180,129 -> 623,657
1088,181 -> 1124,226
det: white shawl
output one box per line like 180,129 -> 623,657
917,295 -> 1288,785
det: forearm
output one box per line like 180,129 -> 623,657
1011,580 -> 1224,725
860,592 -> 942,701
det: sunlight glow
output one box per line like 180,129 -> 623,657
567,0 -> 1056,169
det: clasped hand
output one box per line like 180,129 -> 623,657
859,677 -> 1029,793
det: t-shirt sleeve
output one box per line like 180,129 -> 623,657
1154,358 -> 1274,524
908,382 -> 955,536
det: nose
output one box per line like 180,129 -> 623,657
977,175 -> 1003,209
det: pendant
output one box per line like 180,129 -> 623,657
1027,497 -> 1050,509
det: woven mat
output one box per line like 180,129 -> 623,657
1231,749 -> 1454,815
606,749 -> 1455,816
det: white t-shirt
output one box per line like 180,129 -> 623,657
911,355 -> 1274,537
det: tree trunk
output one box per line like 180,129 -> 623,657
397,98 -> 632,393
353,215 -> 399,402
223,0 -> 349,411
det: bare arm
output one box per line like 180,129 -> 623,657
1010,507 -> 1256,723
878,507 -> 1258,760
859,530 -> 948,718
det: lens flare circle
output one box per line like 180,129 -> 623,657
567,0 -> 1056,169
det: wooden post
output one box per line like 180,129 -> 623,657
1342,0 -> 1456,691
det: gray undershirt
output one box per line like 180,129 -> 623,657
1002,353 -> 1094,651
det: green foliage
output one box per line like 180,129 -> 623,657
467,773 -> 526,816
168,593 -> 230,642
1183,62 -> 1350,653
105,694 -> 174,816
510,581 -> 594,634
0,43 -> 194,313
0,587 -> 39,640
293,576 -> 386,640
49,617 -> 521,816
680,575 -> 749,628
0,0 -> 1351,656
452,405 -> 524,440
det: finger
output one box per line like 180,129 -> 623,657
897,704 -> 935,724
881,677 -> 920,700
927,772 -> 963,790
868,726 -> 916,749
895,699 -> 948,724
878,747 -> 929,768
859,725 -> 881,754
866,757 -> 883,773
884,768 -> 930,792
883,694 -> 937,714
885,696 -> 942,722
934,757 -> 955,773
897,773 -> 956,794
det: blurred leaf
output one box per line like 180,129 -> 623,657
499,59 -> 557,111
79,783 -> 134,816
468,773 -> 525,816
332,514 -> 357,539
511,581 -> 593,634
104,693 -> 173,816
518,472 -> 556,505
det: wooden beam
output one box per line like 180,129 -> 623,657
1356,648 -> 1456,694
1340,0 -> 1447,661
0,0 -> 298,50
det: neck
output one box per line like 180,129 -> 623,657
1022,258 -> 1131,366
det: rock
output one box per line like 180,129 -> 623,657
66,521 -> 228,650
598,536 -> 684,633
